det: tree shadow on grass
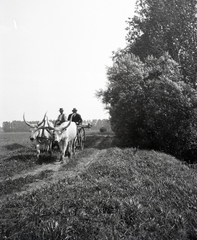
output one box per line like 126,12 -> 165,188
85,135 -> 116,149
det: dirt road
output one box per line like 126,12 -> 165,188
0,134 -> 115,203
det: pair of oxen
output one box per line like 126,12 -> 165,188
23,113 -> 77,162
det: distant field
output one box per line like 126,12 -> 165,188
0,131 -> 197,239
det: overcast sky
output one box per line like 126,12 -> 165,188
0,0 -> 135,126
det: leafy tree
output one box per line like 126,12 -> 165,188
126,0 -> 197,87
3,122 -> 11,132
97,51 -> 197,162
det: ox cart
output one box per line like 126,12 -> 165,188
50,122 -> 92,160
24,112 -> 92,161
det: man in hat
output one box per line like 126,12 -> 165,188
68,108 -> 82,125
54,108 -> 67,126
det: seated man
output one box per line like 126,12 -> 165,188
68,108 -> 83,146
52,108 -> 67,150
68,108 -> 82,125
54,108 -> 67,126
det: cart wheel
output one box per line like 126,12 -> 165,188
73,137 -> 77,155
79,128 -> 85,150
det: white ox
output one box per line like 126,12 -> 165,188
47,118 -> 77,162
23,113 -> 53,159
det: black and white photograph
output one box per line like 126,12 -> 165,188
0,0 -> 197,239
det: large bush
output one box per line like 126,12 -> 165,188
97,51 -> 197,162
100,127 -> 107,133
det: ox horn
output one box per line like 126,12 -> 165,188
62,116 -> 73,131
46,117 -> 55,130
37,112 -> 47,127
23,113 -> 35,127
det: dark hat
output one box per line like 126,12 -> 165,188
59,108 -> 64,111
72,108 -> 77,112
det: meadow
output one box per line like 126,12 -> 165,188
0,131 -> 197,239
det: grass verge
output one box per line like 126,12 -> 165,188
0,148 -> 197,239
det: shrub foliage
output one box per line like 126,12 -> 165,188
100,127 -> 107,133
97,0 -> 197,163
97,51 -> 197,162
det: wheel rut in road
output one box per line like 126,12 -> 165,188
0,134 -> 114,205
0,148 -> 107,203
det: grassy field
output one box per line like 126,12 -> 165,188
0,132 -> 197,239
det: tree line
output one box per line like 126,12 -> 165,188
2,119 -> 111,133
97,0 -> 197,163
